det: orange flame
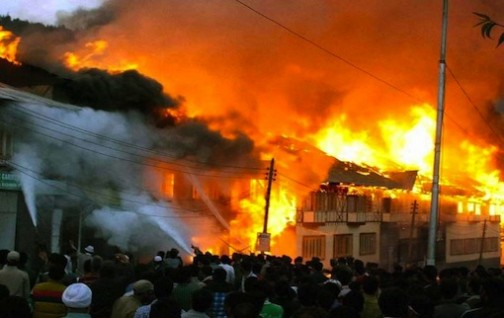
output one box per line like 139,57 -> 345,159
0,26 -> 21,65
63,40 -> 138,72
230,179 -> 296,253
314,104 -> 436,174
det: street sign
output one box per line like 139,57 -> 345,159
257,232 -> 271,252
0,172 -> 20,190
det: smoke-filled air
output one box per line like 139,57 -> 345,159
1,0 -> 504,257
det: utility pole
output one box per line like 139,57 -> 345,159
478,219 -> 487,265
427,0 -> 449,266
408,200 -> 418,263
258,158 -> 275,253
263,158 -> 275,233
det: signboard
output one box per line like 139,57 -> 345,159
0,172 -> 20,190
256,232 -> 271,252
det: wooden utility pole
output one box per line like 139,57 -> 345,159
408,200 -> 418,262
257,158 -> 275,253
263,158 -> 275,233
478,219 -> 487,265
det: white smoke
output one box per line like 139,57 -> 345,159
3,99 -> 227,255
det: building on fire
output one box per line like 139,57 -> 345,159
0,83 -> 502,270
295,158 -> 502,270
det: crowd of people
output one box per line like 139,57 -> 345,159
0,243 -> 503,318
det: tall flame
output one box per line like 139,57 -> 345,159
0,26 -> 21,65
63,40 -> 138,72
314,104 -> 436,174
230,179 -> 296,253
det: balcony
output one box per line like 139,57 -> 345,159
299,210 -> 382,224
442,213 -> 501,223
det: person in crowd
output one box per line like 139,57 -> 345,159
240,257 -> 257,292
172,266 -> 205,311
32,265 -> 68,318
360,275 -> 381,318
77,245 -> 95,276
182,288 -> 213,318
334,266 -> 353,299
224,291 -> 262,318
111,279 -> 155,318
204,267 -> 234,318
78,256 -> 102,286
64,245 -> 78,276
293,281 -> 328,318
166,248 -> 183,269
30,244 -> 49,287
378,287 -> 410,318
250,279 -> 284,318
271,279 -> 300,318
340,290 -> 364,316
0,295 -> 32,318
150,297 -> 182,318
462,276 -> 504,318
219,255 -> 236,285
61,282 -> 93,318
151,255 -> 165,277
434,277 -> 470,318
89,260 -> 129,318
422,265 -> 441,305
308,259 -> 328,285
134,275 -> 174,318
200,265 -> 214,284
0,250 -> 30,299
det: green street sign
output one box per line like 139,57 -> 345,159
0,172 -> 20,190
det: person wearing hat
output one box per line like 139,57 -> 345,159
111,279 -> 155,318
62,283 -> 92,317
0,251 -> 30,299
77,245 -> 95,276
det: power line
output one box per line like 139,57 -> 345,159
446,65 -> 504,146
230,0 -> 474,140
0,114 -> 261,180
231,0 -> 419,102
5,102 -> 264,172
8,160 -> 211,218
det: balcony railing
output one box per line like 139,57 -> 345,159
299,210 -> 502,225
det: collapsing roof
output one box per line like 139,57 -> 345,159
326,159 -> 418,191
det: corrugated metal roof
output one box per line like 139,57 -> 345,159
326,159 -> 407,189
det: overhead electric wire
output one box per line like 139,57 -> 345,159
446,65 -> 504,146
8,160 -> 210,217
230,0 -> 473,139
0,114 -> 262,180
231,0 -> 418,102
6,103 -> 264,172
277,172 -> 316,191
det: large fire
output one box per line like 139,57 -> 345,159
0,26 -> 21,65
3,0 -> 504,257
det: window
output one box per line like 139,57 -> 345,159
359,232 -> 377,256
162,173 -> 174,199
334,234 -> 353,258
450,237 -> 499,256
483,237 -> 499,252
302,235 -> 326,260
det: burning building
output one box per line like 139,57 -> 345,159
1,0 -> 504,269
